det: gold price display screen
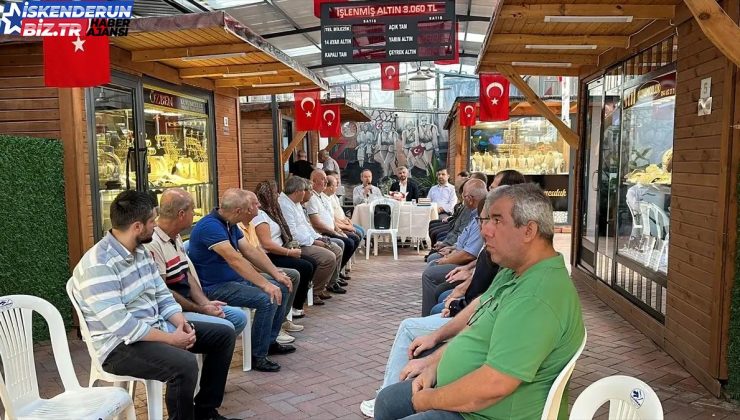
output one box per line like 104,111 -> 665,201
320,0 -> 456,65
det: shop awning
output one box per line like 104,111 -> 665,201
476,0 -> 682,77
240,97 -> 371,123
112,11 -> 328,96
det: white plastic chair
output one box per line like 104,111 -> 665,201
66,279 -> 165,420
541,330 -> 588,420
365,198 -> 401,260
570,375 -> 663,420
0,295 -> 135,420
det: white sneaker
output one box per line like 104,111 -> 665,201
282,320 -> 304,332
360,398 -> 375,417
276,329 -> 295,344
292,308 -> 305,317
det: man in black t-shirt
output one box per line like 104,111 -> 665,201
289,150 -> 314,179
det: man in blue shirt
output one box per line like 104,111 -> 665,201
189,188 -> 295,372
421,179 -> 487,316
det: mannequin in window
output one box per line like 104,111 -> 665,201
481,151 -> 493,173
471,151 -> 483,172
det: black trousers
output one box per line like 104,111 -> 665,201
327,232 -> 359,268
102,321 -> 236,420
428,222 -> 451,246
266,252 -> 316,309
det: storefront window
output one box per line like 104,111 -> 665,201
144,86 -> 213,225
616,72 -> 675,274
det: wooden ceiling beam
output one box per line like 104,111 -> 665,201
215,75 -> 305,88
489,34 -> 629,48
478,64 -> 582,77
685,0 -> 740,67
238,83 -> 314,97
495,64 -> 580,149
131,44 -> 257,62
481,53 -> 597,65
499,4 -> 675,20
281,130 -> 309,163
179,62 -> 290,79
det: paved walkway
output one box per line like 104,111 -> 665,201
15,235 -> 740,419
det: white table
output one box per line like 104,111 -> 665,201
351,202 -> 439,242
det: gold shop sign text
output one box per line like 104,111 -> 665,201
623,72 -> 676,110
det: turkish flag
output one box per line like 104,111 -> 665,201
479,73 -> 510,122
319,104 -> 341,137
459,102 -> 477,127
43,19 -> 110,88
380,63 -> 400,91
294,89 -> 322,131
314,0 -> 348,18
435,22 -> 460,65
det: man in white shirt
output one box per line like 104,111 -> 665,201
427,168 -> 457,216
326,174 -> 365,240
279,176 -> 342,303
353,169 -> 383,205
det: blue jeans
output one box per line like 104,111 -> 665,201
375,380 -> 463,420
381,315 -> 450,389
204,277 -> 289,358
184,305 -> 248,335
430,290 -> 453,315
353,224 -> 365,240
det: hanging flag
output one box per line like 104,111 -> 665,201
380,63 -> 400,91
43,19 -> 110,87
294,89 -> 322,131
314,0 -> 348,18
479,73 -> 510,122
320,104 -> 342,137
435,22 -> 460,65
459,102 -> 477,127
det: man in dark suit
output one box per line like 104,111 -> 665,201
390,166 -> 419,202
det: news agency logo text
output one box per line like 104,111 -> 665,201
0,1 -> 134,36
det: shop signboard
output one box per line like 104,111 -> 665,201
320,0 -> 456,65
145,88 -> 207,114
623,72 -> 676,110
526,174 -> 569,212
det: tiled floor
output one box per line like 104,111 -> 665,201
13,234 -> 740,419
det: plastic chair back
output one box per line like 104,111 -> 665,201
541,329 -> 588,420
570,375 -> 663,420
66,279 -> 109,378
369,198 -> 401,232
0,295 -> 81,418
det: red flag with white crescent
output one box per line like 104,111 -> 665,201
459,102 -> 477,127
294,89 -> 322,131
43,19 -> 110,87
319,104 -> 341,137
479,73 -> 509,122
380,63 -> 400,91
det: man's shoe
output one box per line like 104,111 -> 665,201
276,329 -> 295,344
195,407 -> 240,420
282,320 -> 304,332
339,273 -> 351,280
312,295 -> 326,305
291,308 -> 305,318
268,342 -> 296,355
337,279 -> 348,287
251,356 -> 280,372
327,284 -> 347,294
360,399 -> 375,417
317,291 -> 333,300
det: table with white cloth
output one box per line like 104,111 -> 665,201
351,202 -> 439,245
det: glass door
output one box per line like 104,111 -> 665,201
578,79 -> 604,272
90,78 -> 146,237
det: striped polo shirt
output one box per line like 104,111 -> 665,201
71,231 -> 182,363
146,227 -> 192,298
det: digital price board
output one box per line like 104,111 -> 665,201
320,0 -> 457,65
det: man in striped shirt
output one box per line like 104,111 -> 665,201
71,190 -> 237,420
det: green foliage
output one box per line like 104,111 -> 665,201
0,135 -> 70,339
415,158 -> 441,194
727,165 -> 740,399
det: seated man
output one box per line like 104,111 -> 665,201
421,179 -> 487,316
427,168 -> 457,217
324,170 -> 365,240
146,188 -> 247,336
188,188 -> 296,372
289,149 -> 314,180
70,190 -> 237,420
353,168 -> 383,205
389,166 -> 419,201
374,183 -> 585,420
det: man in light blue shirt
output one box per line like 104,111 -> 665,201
420,178 -> 487,315
427,168 -> 457,216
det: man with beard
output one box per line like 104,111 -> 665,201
390,166 -> 419,202
70,190 -> 237,420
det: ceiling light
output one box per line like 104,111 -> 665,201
251,82 -> 301,88
525,44 -> 597,50
511,61 -> 573,67
223,70 -> 279,78
544,15 -> 633,23
181,52 -> 247,61
282,45 -> 321,57
409,69 -> 432,81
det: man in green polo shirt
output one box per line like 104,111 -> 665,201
374,183 -> 585,420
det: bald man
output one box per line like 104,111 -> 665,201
188,188 -> 295,372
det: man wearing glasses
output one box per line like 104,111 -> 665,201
374,183 -> 585,420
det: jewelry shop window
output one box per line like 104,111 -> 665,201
144,86 -> 213,224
